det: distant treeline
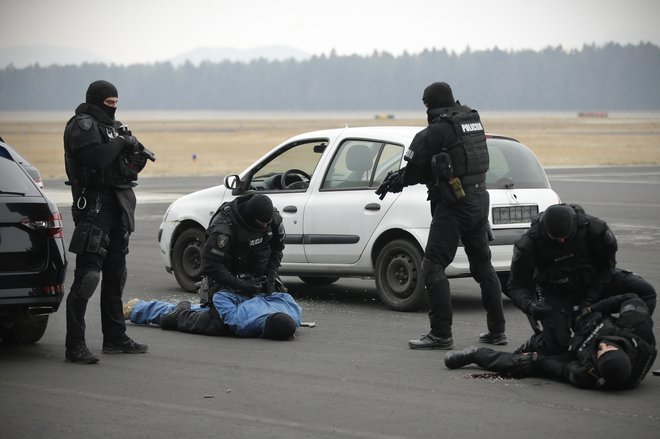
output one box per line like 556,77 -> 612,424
1,43 -> 659,111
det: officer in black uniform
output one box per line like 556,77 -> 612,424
158,194 -> 287,334
444,293 -> 657,391
376,82 -> 506,349
507,203 -> 656,355
63,80 -> 150,363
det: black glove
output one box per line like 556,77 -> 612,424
526,301 -> 553,319
375,171 -> 404,200
121,135 -> 140,148
236,278 -> 261,297
262,276 -> 275,295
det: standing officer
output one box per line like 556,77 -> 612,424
63,80 -> 151,363
507,203 -> 656,355
143,194 -> 288,335
376,82 -> 506,349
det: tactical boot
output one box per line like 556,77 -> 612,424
123,298 -> 140,320
159,301 -> 191,331
102,338 -> 148,354
444,346 -> 480,369
65,344 -> 100,364
478,332 -> 508,345
408,332 -> 454,350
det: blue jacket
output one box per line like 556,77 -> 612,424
130,291 -> 302,338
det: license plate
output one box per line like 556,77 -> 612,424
492,205 -> 538,225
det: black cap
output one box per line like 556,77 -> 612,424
263,312 -> 296,340
596,348 -> 632,386
422,82 -> 455,108
86,80 -> 118,106
541,204 -> 577,241
245,194 -> 273,224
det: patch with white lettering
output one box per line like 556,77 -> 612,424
461,122 -> 484,133
404,149 -> 414,160
216,234 -> 229,248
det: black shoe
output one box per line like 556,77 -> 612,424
65,344 -> 100,364
159,301 -> 192,330
478,332 -> 508,345
408,332 -> 454,350
102,338 -> 149,354
444,346 -> 480,369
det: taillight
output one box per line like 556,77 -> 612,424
42,284 -> 65,295
21,211 -> 63,238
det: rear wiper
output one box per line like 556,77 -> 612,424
0,189 -> 26,195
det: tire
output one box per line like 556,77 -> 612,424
298,276 -> 340,285
0,315 -> 49,344
172,227 -> 205,293
375,239 -> 427,311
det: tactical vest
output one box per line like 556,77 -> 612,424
211,202 -> 274,277
64,114 -> 134,190
438,105 -> 489,180
527,213 -> 596,293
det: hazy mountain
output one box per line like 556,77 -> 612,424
0,44 -> 310,68
169,45 -> 311,65
0,45 -> 107,68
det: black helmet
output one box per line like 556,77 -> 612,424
541,204 -> 577,243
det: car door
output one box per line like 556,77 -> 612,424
303,139 -> 404,264
239,139 -> 328,263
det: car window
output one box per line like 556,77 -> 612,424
322,140 -> 403,190
486,139 -> 550,189
248,140 -> 325,191
0,156 -> 41,196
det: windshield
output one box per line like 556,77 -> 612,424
486,138 -> 550,189
0,155 -> 41,196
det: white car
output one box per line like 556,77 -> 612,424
158,126 -> 560,311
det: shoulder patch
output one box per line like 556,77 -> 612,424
216,234 -> 229,248
78,116 -> 93,131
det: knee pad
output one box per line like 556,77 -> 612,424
77,271 -> 100,299
423,259 -> 447,288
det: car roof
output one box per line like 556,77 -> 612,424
285,125 -> 522,146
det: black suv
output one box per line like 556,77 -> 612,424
0,141 -> 67,344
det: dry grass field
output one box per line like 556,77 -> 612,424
1,113 -> 659,179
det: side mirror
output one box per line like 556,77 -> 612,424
224,174 -> 240,189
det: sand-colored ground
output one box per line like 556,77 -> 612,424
1,113 -> 659,179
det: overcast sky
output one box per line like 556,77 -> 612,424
2,0 -> 659,65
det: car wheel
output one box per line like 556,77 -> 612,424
0,315 -> 49,344
298,276 -> 340,285
375,239 -> 427,311
172,227 -> 205,293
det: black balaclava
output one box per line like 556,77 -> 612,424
541,204 -> 577,242
86,80 -> 118,120
244,194 -> 274,226
422,82 -> 456,109
596,344 -> 632,386
263,312 -> 296,340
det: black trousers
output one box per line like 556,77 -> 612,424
471,347 -> 570,380
176,305 -> 231,336
65,207 -> 128,348
425,188 -> 505,338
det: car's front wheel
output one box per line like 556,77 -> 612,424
375,239 -> 427,311
0,315 -> 49,344
172,227 -> 205,293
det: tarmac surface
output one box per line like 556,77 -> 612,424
1,166 -> 659,439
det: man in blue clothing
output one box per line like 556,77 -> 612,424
125,193 -> 299,339
123,290 -> 301,340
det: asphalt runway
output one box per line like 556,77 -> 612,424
1,166 -> 658,438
